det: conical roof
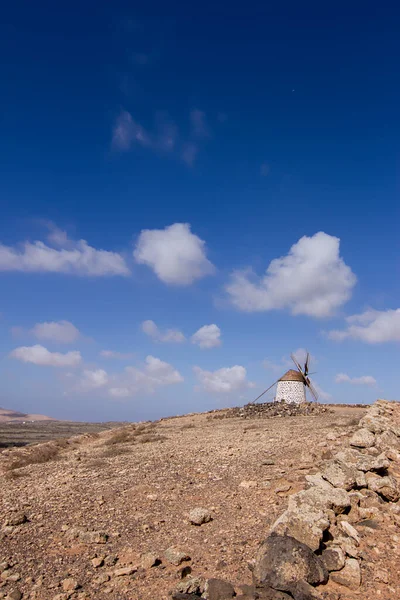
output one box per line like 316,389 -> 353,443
279,369 -> 305,382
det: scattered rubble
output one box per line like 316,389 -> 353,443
211,401 -> 332,420
170,399 -> 400,599
1,399 -> 400,599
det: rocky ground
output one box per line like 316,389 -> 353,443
0,401 -> 399,599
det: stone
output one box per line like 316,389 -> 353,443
271,506 -> 329,551
79,530 -> 108,544
175,577 -> 205,595
252,534 -> 328,591
91,557 -> 104,568
93,573 -> 110,585
188,507 -> 212,525
321,547 -> 345,572
290,580 -> 323,599
113,566 -> 136,577
354,470 -> 367,488
5,513 -> 27,527
358,506 -> 380,520
330,558 -> 361,590
239,481 -> 258,489
203,578 -> 236,599
320,460 -> 357,491
164,547 -> 191,566
359,414 -> 388,434
7,592 -> 22,600
349,428 -> 375,448
333,536 -> 359,558
357,518 -> 380,529
62,578 -> 79,592
253,589 -> 292,599
271,482 -> 350,551
366,473 -> 400,501
359,488 -> 383,508
1,573 -> 20,583
140,551 -> 160,569
375,430 -> 400,450
386,448 -> 400,461
7,576 -> 20,584
338,521 -> 360,545
374,568 -> 389,583
335,449 -> 389,473
299,480 -> 351,514
275,484 -> 291,494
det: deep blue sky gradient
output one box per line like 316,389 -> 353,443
0,2 -> 399,420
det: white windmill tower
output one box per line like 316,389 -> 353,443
252,352 -> 319,405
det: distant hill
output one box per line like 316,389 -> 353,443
0,406 -> 55,423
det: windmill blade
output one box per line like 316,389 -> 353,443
291,353 -> 304,374
250,378 -> 280,404
304,351 -> 310,375
306,379 -> 319,402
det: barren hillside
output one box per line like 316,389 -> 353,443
0,402 -> 399,600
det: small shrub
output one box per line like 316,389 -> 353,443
101,445 -> 133,458
137,434 -> 167,444
103,428 -> 133,446
54,438 -> 70,449
4,469 -> 26,480
4,443 -> 60,471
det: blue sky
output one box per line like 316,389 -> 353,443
1,2 -> 399,421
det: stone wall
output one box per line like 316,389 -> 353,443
172,400 -> 400,600
275,381 -> 305,404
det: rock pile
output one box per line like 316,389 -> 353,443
211,401 -> 332,421
175,399 -> 400,599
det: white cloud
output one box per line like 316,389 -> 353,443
263,348 -> 316,373
312,382 -> 332,401
0,227 -> 129,276
190,109 -> 210,138
81,369 -> 109,389
262,358 -> 285,373
112,110 -> 210,166
181,142 -> 198,166
134,223 -> 215,285
327,308 -> 400,343
194,365 -> 252,394
226,232 -> 356,317
191,324 -> 221,349
109,387 -> 131,398
10,344 -> 81,367
100,350 -> 136,360
112,110 -> 152,151
141,320 -> 185,343
109,355 -> 183,398
335,373 -> 377,387
67,355 -> 183,399
31,320 -> 80,344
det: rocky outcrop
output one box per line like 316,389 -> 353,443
173,399 -> 400,599
255,399 -> 400,597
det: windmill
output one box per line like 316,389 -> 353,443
252,352 -> 319,405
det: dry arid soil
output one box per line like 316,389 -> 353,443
0,402 -> 399,600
